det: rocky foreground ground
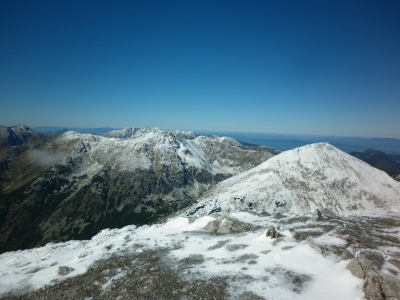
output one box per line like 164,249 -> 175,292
1,210 -> 400,300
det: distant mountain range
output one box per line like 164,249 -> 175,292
1,125 -> 400,300
200,131 -> 400,155
0,125 -> 278,254
32,126 -> 120,136
350,149 -> 400,180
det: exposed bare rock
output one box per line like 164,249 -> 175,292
58,266 -> 74,276
306,237 -> 324,255
313,209 -> 322,220
203,215 -> 257,234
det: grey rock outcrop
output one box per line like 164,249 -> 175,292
203,215 -> 256,234
347,251 -> 400,300
266,226 -> 282,239
341,248 -> 354,260
306,237 -> 324,255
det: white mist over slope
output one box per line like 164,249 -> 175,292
184,143 -> 400,216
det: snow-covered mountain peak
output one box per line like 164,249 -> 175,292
48,127 -> 279,198
184,143 -> 400,217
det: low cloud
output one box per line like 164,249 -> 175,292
28,149 -> 65,167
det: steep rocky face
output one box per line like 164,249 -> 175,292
184,143 -> 400,217
0,127 -> 278,254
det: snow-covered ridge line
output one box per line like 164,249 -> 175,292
54,126 -> 277,175
185,142 -> 400,216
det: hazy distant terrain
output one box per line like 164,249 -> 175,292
202,131 -> 400,155
33,127 -> 400,155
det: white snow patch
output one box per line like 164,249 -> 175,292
0,213 -> 367,299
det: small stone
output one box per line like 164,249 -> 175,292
238,291 -> 259,300
281,245 -> 294,250
226,244 -> 248,251
102,269 -> 110,275
237,254 -> 259,262
259,210 -> 270,217
58,266 -> 73,276
266,226 -> 276,238
306,237 -> 324,255
184,254 -> 204,264
208,240 -> 231,250
248,260 -> 257,265
124,235 -> 130,240
261,250 -> 271,254
188,217 -> 196,223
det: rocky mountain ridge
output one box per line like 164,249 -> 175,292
0,126 -> 278,254
0,124 -> 45,146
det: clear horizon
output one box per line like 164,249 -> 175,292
1,1 -> 400,138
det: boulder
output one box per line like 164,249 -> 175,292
203,215 -> 256,234
58,266 -> 74,276
347,251 -> 385,279
364,275 -> 385,300
347,259 -> 365,278
266,226 -> 277,238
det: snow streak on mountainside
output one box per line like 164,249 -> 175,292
0,127 -> 278,254
185,143 -> 400,217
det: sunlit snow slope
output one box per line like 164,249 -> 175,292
185,143 -> 400,216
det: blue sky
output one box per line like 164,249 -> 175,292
1,1 -> 399,137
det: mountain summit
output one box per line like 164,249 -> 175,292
0,124 -> 44,146
184,142 -> 400,216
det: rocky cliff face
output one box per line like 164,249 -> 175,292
0,127 -> 278,254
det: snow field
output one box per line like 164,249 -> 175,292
0,213 -> 364,299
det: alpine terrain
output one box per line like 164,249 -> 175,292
0,139 -> 399,300
184,143 -> 400,216
0,125 -> 278,254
